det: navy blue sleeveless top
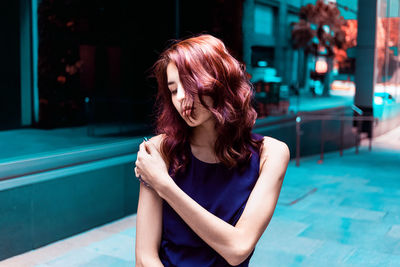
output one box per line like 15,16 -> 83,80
159,133 -> 263,267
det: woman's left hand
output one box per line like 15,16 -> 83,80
135,140 -> 171,192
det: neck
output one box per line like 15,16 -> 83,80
190,119 -> 217,150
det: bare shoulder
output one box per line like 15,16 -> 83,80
257,136 -> 290,181
262,136 -> 289,155
260,136 -> 290,163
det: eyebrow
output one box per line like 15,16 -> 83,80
167,81 -> 176,86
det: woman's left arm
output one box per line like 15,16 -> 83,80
136,136 -> 290,266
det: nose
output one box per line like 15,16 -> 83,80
176,84 -> 185,102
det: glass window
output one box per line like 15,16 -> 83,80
375,0 -> 400,103
254,4 -> 274,35
36,0 -> 175,137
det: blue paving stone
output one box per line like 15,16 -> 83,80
250,249 -> 306,267
340,194 -> 388,211
86,234 -> 134,261
383,208 -> 400,225
344,249 -> 400,266
295,201 -> 386,222
272,206 -> 312,223
277,186 -> 317,206
393,242 -> 400,255
350,207 -> 386,221
378,236 -> 400,255
261,217 -> 310,241
308,240 -> 356,264
80,255 -> 133,267
257,234 -> 324,257
299,216 -> 391,247
43,248 -> 101,267
298,256 -> 355,267
387,225 -> 400,239
118,227 -> 136,237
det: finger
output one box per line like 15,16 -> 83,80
136,145 -> 145,161
144,141 -> 159,155
143,141 -> 152,155
137,171 -> 146,184
134,166 -> 138,177
137,172 -> 148,184
139,142 -> 150,155
139,142 -> 145,153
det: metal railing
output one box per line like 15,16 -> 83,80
295,114 -> 378,166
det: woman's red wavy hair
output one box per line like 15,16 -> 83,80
152,34 -> 263,176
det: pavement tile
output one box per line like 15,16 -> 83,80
298,257 -> 356,267
377,236 -> 400,255
60,229 -> 114,250
41,248 -> 101,267
351,207 -> 386,221
387,225 -> 400,239
258,235 -> 324,257
308,240 -> 356,264
340,194 -> 388,211
250,249 -> 306,267
296,202 -> 386,222
383,210 -> 400,225
118,227 -> 136,237
262,217 -> 310,241
272,206 -> 312,222
79,255 -> 133,267
299,216 -> 391,246
85,233 -> 134,261
344,249 -> 400,267
393,242 -> 400,255
277,186 -> 317,206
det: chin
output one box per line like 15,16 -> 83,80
182,116 -> 201,127
185,118 -> 198,127
182,113 -> 212,127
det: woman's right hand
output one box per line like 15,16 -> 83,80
135,139 -> 173,193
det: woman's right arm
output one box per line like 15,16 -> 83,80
135,183 -> 164,266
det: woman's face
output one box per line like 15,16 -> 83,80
166,62 -> 214,127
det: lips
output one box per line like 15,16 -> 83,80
182,107 -> 193,117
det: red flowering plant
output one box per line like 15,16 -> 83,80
291,0 -> 350,96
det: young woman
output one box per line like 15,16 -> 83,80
134,34 -> 290,267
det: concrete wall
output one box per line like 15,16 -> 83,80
0,145 -> 139,260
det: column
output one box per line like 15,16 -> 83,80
354,0 -> 378,112
275,0 -> 287,81
354,0 -> 378,136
